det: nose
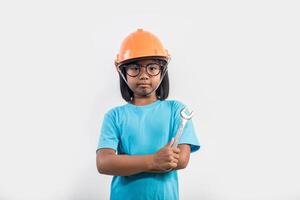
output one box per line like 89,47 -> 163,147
138,67 -> 149,79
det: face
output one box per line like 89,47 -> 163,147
123,59 -> 162,98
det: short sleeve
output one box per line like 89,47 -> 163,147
172,101 -> 201,153
96,110 -> 120,153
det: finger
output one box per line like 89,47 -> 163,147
168,155 -> 174,162
173,154 -> 180,160
168,155 -> 178,163
173,147 -> 180,154
169,162 -> 177,169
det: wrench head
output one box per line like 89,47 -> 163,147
180,107 -> 194,120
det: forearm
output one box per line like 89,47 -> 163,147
147,146 -> 190,172
98,154 -> 154,176
173,145 -> 190,170
146,155 -> 188,173
147,159 -> 187,173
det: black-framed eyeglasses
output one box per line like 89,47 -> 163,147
121,62 -> 163,77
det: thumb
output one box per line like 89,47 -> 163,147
167,138 -> 175,147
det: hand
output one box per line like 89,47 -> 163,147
150,138 -> 180,172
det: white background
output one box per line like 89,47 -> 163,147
0,0 -> 300,199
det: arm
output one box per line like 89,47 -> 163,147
173,144 -> 191,170
96,139 -> 180,176
96,148 -> 154,176
146,144 -> 190,173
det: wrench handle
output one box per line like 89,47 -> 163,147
172,119 -> 187,148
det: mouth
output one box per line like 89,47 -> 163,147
137,83 -> 151,87
138,85 -> 150,89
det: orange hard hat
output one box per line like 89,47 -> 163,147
115,29 -> 170,66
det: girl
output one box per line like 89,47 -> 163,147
96,28 -> 200,200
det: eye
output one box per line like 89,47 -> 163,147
127,64 -> 140,71
147,64 -> 160,71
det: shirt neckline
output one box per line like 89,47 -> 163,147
127,100 -> 161,109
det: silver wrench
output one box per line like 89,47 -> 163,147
172,107 -> 194,148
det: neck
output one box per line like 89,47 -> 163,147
131,94 -> 158,106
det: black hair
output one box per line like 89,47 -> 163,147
118,58 -> 169,102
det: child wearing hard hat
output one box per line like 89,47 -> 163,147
96,29 -> 200,200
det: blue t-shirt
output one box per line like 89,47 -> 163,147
97,99 -> 200,200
